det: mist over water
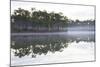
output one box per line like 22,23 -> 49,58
11,1 -> 95,66
11,25 -> 95,66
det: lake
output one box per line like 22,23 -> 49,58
11,26 -> 95,66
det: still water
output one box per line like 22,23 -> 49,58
11,30 -> 95,66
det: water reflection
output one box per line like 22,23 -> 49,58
11,35 -> 69,58
11,32 -> 95,58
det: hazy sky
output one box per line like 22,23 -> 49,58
11,1 -> 95,20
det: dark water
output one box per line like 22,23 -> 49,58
11,27 -> 95,66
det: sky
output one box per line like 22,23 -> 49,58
11,1 -> 95,20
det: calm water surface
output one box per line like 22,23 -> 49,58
11,30 -> 95,66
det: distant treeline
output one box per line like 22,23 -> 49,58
67,19 -> 95,27
11,8 -> 95,32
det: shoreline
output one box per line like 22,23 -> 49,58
11,31 -> 95,36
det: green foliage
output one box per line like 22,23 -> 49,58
11,8 -> 68,26
12,8 -> 30,21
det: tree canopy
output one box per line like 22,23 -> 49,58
11,8 -> 95,32
11,8 -> 68,27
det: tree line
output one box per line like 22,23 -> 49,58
11,8 -> 95,32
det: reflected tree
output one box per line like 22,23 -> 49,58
11,31 -> 94,58
11,35 -> 69,58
